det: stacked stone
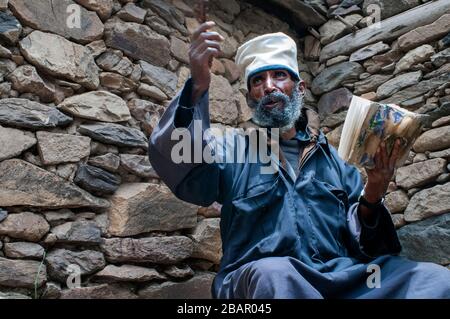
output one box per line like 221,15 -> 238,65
0,0 -> 307,299
302,0 -> 450,268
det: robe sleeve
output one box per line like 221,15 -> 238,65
331,148 -> 402,260
148,78 -> 227,207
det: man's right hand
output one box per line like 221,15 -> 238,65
189,21 -> 224,105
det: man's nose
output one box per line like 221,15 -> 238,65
263,76 -> 277,95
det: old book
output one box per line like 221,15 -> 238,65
338,96 -> 425,169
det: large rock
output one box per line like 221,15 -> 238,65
4,242 -> 45,260
139,60 -> 177,97
19,31 -> 99,89
51,220 -> 102,245
58,91 -> 131,123
381,73 -> 450,104
385,190 -> 409,214
0,11 -> 22,45
60,283 -> 137,299
164,264 -> 195,279
363,0 -> 420,20
88,153 -> 120,173
138,272 -> 215,299
398,13 -> 450,51
78,123 -> 148,149
43,209 -> 76,227
421,102 -> 450,129
353,74 -> 393,95
99,72 -> 137,94
105,20 -> 170,67
311,62 -> 364,95
7,65 -> 56,102
317,87 -> 353,119
0,125 -> 36,161
93,265 -> 166,283
96,50 -> 133,76
429,148 -> 450,159
101,236 -> 193,264
142,0 -> 188,35
349,42 -> 390,62
413,126 -> 450,153
376,71 -> 422,99
46,249 -> 105,283
395,158 -> 446,190
0,159 -> 110,209
119,154 -> 158,178
74,0 -> 114,20
404,182 -> 450,222
127,98 -> 163,120
0,98 -> 72,130
209,74 -> 239,125
9,0 -> 104,44
0,257 -> 46,288
321,111 -> 348,129
431,48 -> 450,67
117,3 -> 147,23
0,59 -> 16,82
170,35 -> 189,64
190,218 -> 222,265
423,62 -> 450,80
394,45 -> 435,74
108,183 -> 197,237
144,11 -> 173,36
318,14 -> 362,45
0,212 -> 49,242
259,0 -> 326,28
74,164 -> 121,196
37,131 -> 91,165
137,83 -> 167,102
398,213 -> 450,265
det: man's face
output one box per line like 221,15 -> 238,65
247,69 -> 305,131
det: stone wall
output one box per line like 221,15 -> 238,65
307,0 -> 450,268
0,0 -> 448,299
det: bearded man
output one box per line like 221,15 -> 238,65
148,21 -> 450,299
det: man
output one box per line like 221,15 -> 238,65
149,21 -> 450,298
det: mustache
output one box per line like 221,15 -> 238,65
250,92 -> 290,109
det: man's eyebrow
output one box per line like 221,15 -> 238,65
251,74 -> 263,81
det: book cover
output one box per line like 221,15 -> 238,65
338,96 -> 425,169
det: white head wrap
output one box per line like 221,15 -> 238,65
235,32 -> 300,92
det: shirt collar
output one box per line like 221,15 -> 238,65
294,126 -> 328,146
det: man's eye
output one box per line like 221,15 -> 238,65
252,77 -> 262,84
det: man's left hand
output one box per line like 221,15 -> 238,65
363,138 -> 403,203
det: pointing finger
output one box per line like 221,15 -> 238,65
192,21 -> 216,40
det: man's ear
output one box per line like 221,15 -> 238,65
298,80 -> 306,95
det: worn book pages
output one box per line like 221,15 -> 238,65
338,96 -> 424,169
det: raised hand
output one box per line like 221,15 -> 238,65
189,21 -> 224,105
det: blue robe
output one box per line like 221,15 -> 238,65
149,79 -> 450,299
